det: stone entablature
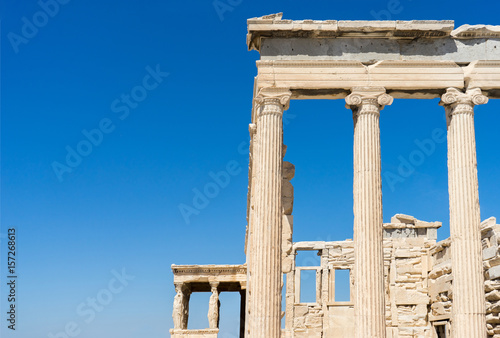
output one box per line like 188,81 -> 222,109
253,60 -> 500,99
247,15 -> 500,64
172,264 -> 246,288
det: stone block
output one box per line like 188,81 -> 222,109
395,288 -> 429,305
305,315 -> 323,327
391,214 -> 416,224
427,228 -> 438,240
282,180 -> 294,215
488,266 -> 500,280
282,215 -> 293,256
482,217 -> 497,230
294,305 -> 309,317
489,302 -> 500,314
395,20 -> 454,33
487,313 -> 500,324
283,255 -> 293,274
429,261 -> 452,279
283,161 -> 295,180
338,20 -> 396,32
486,279 -> 500,292
485,246 -> 498,260
395,248 -> 420,258
487,290 -> 500,302
293,316 -> 305,328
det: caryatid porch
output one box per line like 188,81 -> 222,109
170,265 -> 247,338
245,15 -> 500,338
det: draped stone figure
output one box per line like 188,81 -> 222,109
182,287 -> 191,330
208,284 -> 219,329
172,284 -> 184,329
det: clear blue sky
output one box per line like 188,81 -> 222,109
1,0 -> 499,337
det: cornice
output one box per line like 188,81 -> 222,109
248,14 -> 500,51
248,14 -> 500,52
451,24 -> 500,39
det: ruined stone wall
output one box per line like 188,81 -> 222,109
287,215 -> 440,338
427,217 -> 500,337
481,217 -> 500,338
384,238 -> 432,337
383,215 -> 439,338
428,238 -> 453,329
324,241 -> 355,338
284,241 -> 355,338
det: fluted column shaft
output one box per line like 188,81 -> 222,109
346,87 -> 393,338
441,87 -> 488,338
248,88 -> 291,338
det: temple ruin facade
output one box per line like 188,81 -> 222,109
170,15 -> 500,338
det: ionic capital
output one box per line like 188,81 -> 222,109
440,87 -> 488,115
174,283 -> 192,297
255,87 -> 292,115
345,87 -> 393,115
209,281 -> 220,291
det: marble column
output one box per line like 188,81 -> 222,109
208,282 -> 220,329
440,87 -> 488,338
346,87 -> 393,338
248,87 -> 291,338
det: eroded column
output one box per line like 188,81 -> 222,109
248,87 -> 291,338
346,87 -> 393,338
441,87 -> 488,338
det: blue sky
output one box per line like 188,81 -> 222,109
1,0 -> 499,337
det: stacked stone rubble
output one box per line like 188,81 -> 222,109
428,238 -> 453,326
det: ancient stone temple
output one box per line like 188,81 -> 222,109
170,14 -> 500,338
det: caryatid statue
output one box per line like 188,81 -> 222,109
172,283 -> 184,329
208,282 -> 220,329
